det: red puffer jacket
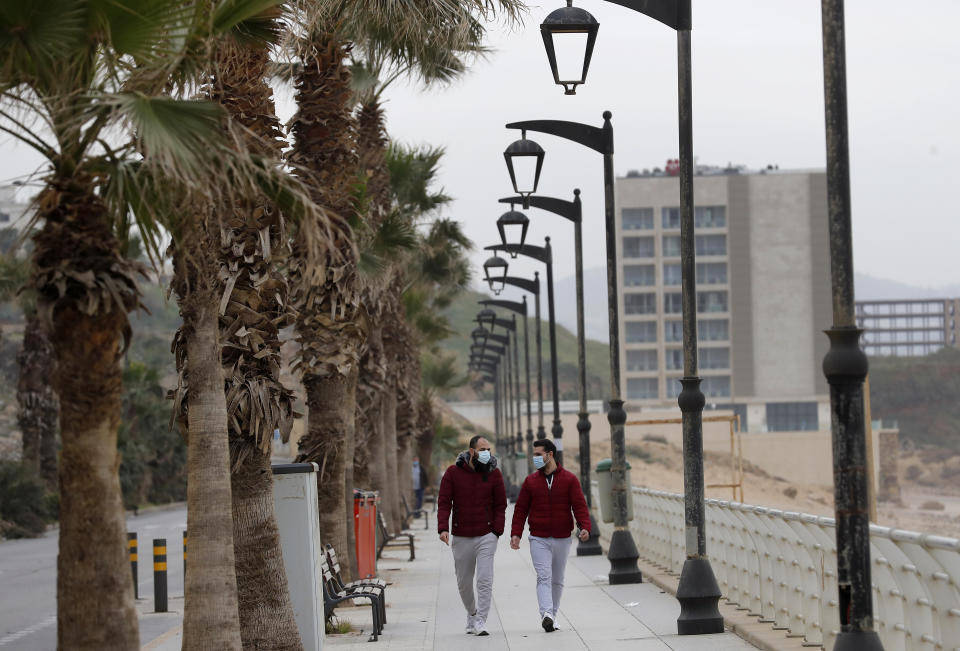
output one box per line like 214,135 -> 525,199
511,465 -> 590,539
437,458 -> 507,537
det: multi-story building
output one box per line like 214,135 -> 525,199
615,163 -> 832,432
856,298 -> 960,356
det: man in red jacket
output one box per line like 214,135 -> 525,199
510,439 -> 590,632
437,435 -> 507,636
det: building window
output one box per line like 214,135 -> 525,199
662,235 -> 681,257
663,263 -> 682,286
624,264 -> 655,287
696,262 -> 727,284
766,402 -> 819,432
665,348 -> 683,370
627,377 -> 659,400
626,321 -> 657,343
701,376 -> 731,398
662,207 -> 681,229
698,319 -> 729,341
695,234 -> 726,256
699,347 -> 730,369
664,292 -> 683,314
664,320 -> 683,342
623,207 -> 654,230
626,349 -> 658,372
694,206 -> 726,228
697,290 -> 728,313
625,293 -> 656,315
623,236 -> 655,258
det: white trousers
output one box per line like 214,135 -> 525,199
451,532 -> 497,621
528,535 -> 573,618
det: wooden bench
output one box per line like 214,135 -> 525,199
325,543 -> 387,627
376,511 -> 415,561
401,494 -> 429,530
320,551 -> 382,641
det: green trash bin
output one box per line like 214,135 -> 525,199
596,458 -> 633,523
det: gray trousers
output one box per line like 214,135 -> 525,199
451,532 -> 497,621
529,535 -> 573,618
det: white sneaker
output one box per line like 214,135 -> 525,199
551,613 -> 561,630
466,613 -> 478,634
474,618 -> 489,636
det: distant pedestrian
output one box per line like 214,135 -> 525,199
412,457 -> 424,510
510,439 -> 590,632
437,435 -> 506,636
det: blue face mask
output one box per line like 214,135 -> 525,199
532,455 -> 546,470
477,450 -> 491,464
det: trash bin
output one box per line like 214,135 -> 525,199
596,458 -> 633,523
354,490 -> 378,579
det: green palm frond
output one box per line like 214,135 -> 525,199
386,143 -> 451,218
422,352 -> 468,392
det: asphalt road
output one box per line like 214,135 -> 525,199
0,505 -> 186,650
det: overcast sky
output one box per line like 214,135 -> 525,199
372,0 -> 960,300
2,1 -> 958,302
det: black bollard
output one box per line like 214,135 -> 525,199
128,532 -> 138,600
153,538 -> 167,613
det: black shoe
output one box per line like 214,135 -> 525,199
541,614 -> 554,632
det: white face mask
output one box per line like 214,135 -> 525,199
477,450 -> 491,464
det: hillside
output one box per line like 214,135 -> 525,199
868,347 -> 960,451
437,289 -> 611,400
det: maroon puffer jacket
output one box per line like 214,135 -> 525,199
437,458 -> 507,537
511,465 -> 590,539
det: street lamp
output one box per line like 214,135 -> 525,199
499,189 -> 601,557
503,113 -> 641,586
479,297 -> 533,474
820,2 -> 883,648
540,1 -> 599,96
496,208 -> 530,256
495,274 -> 546,468
483,255 -> 509,296
485,239 -> 564,465
476,307 -> 498,332
503,132 -> 545,204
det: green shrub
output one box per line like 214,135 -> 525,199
0,460 -> 55,538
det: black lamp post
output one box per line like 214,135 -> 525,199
497,209 -> 530,257
485,239 -> 563,465
479,297 -> 533,474
498,274 -> 546,464
503,132 -> 545,207
534,1 -> 724,627
504,113 -> 640,585
540,0 -> 599,95
499,189 -> 601,557
820,3 -> 882,648
483,256 -> 509,296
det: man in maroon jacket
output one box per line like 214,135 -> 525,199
510,439 -> 590,632
437,435 -> 507,636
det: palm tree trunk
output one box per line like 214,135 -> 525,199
361,327 -> 386,501
299,367 -> 357,582
17,312 -> 58,488
381,384 -> 401,533
342,408 -> 359,581
53,305 -> 139,650
182,301 -> 241,651
231,445 -> 302,651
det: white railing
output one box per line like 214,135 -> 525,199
590,484 -> 960,650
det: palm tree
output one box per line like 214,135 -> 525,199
0,252 -> 57,489
1,2 -> 319,647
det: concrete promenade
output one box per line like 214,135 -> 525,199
325,504 -> 760,650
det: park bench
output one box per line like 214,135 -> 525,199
376,511 -> 415,561
325,543 -> 387,627
400,494 -> 429,530
320,551 -> 382,641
